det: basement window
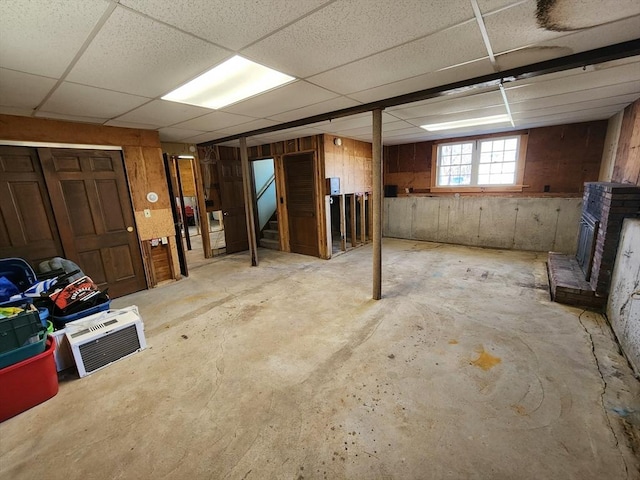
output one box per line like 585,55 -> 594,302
432,134 -> 527,192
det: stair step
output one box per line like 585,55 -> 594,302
262,229 -> 278,240
268,220 -> 279,230
259,237 -> 279,250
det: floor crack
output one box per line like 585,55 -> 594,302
577,309 -> 630,479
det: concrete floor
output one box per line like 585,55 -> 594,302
1,239 -> 639,479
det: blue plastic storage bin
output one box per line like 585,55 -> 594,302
0,258 -> 37,308
52,299 -> 111,326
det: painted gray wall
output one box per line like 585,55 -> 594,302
607,219 -> 640,375
384,196 -> 582,253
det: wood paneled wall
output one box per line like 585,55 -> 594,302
0,114 -> 179,284
323,136 -> 373,194
384,121 -> 608,196
612,99 -> 640,186
161,142 -> 198,197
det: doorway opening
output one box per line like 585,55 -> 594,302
252,158 -> 279,250
165,154 -> 225,275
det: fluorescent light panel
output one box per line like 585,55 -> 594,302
420,114 -> 511,132
162,56 -> 295,110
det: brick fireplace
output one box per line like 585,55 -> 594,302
548,182 -> 640,308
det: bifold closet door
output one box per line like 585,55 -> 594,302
39,148 -> 146,298
0,146 -> 64,264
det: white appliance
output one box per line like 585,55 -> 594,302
65,306 -> 146,377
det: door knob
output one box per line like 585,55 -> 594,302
127,226 -> 134,232
223,212 -> 229,216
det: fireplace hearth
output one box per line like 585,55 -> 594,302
548,182 -> 640,309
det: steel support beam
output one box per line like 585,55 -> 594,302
201,40 -> 640,147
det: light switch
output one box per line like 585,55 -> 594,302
144,209 -> 151,218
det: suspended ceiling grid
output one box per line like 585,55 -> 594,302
0,0 -> 638,146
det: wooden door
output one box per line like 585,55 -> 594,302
218,157 -> 248,254
39,148 -> 146,298
284,153 -> 319,257
0,146 -> 64,265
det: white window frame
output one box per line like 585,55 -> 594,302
430,133 -> 528,193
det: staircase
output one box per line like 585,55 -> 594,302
259,217 -> 279,250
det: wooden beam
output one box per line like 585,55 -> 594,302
368,192 -> 373,244
340,194 -> 346,252
191,156 -> 211,257
239,137 -> 258,266
372,109 -> 383,300
350,194 -> 357,248
360,193 -> 366,245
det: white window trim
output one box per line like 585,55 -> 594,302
430,133 -> 528,193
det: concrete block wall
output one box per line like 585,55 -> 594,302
384,196 -> 582,253
607,219 -> 640,375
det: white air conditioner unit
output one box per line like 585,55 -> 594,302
65,306 -> 146,377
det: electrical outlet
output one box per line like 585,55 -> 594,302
144,209 -> 151,218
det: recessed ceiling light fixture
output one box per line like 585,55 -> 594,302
162,55 -> 295,110
420,114 -> 511,132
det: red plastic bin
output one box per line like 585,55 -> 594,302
0,337 -> 58,422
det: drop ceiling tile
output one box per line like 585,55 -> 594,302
512,105 -> 623,124
0,69 -> 57,109
158,127 -> 207,142
0,0 -> 111,77
348,59 -> 495,104
485,0 -> 640,56
216,140 -> 242,148
408,124 -> 518,142
40,82 -> 149,119
504,62 -> 640,102
33,111 -> 109,124
308,21 -> 485,95
120,0 -> 331,51
496,16 -> 640,71
332,120 -> 411,138
405,105 -> 508,128
0,106 -> 36,117
113,100 -> 212,128
509,92 -> 640,114
243,0 -> 474,78
476,0 -> 527,13
221,81 -> 339,118
214,119 -> 280,136
383,127 -> 438,139
268,97 -> 362,122
66,6 -> 230,97
181,132 -> 226,144
530,0 -> 640,31
389,90 -> 504,120
483,0 -> 565,55
310,113 -> 373,133
104,119 -> 161,130
514,116 -> 614,131
258,126 -> 326,142
172,111 -> 257,131
513,100 -> 633,119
